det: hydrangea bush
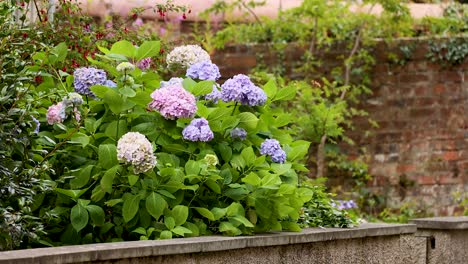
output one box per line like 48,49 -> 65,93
22,40 -> 349,245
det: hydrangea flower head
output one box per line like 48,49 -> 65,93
116,62 -> 135,72
260,139 -> 286,163
221,74 -> 267,106
333,200 -> 358,210
230,128 -> 247,140
63,92 -> 83,106
160,77 -> 184,88
136,57 -> 152,70
166,45 -> 211,69
148,85 -> 197,120
73,67 -> 107,97
182,118 -> 214,142
205,85 -> 222,103
186,61 -> 221,81
117,132 -> 157,174
204,154 -> 219,167
105,80 -> 117,88
46,102 -> 66,125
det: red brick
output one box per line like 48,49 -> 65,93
439,174 -> 461,184
432,84 -> 445,94
417,175 -> 437,185
410,108 -> 435,118
397,164 -> 416,174
443,151 -> 461,161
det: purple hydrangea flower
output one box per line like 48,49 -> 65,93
186,61 -> 221,81
160,77 -> 184,88
221,74 -> 267,106
73,67 -> 107,97
136,57 -> 152,70
105,80 -> 117,88
31,116 -> 40,134
334,200 -> 358,210
182,118 -> 214,142
260,139 -> 286,163
230,128 -> 247,140
148,85 -> 197,120
205,85 -> 222,103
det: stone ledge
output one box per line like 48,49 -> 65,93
410,216 -> 468,230
0,223 -> 415,264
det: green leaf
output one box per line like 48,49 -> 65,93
51,42 -> 68,64
263,79 -> 277,99
208,108 -> 231,122
241,147 -> 256,166
132,227 -> 147,236
182,78 -> 197,92
86,205 -> 105,226
238,112 -> 259,131
221,116 -> 240,131
281,221 -> 302,232
219,222 -> 242,235
255,198 -> 272,218
287,140 -> 311,161
231,216 -> 254,227
136,41 -> 161,61
128,175 -> 139,186
217,143 -> 232,162
160,230 -> 172,239
230,155 -> 246,169
98,144 -> 118,170
104,199 -> 123,207
70,165 -> 93,189
71,204 -> 89,232
192,80 -> 214,96
100,165 -> 120,193
55,187 -> 89,199
119,87 -> 136,97
270,163 -> 292,175
242,172 -> 261,186
128,90 -> 152,107
164,216 -> 176,230
110,40 -> 137,59
104,89 -> 124,114
171,226 -> 192,236
172,205 -> 189,226
122,194 -> 141,223
194,207 -> 215,221
90,85 -> 112,98
273,86 -> 296,101
205,179 -> 221,194
261,174 -> 281,189
146,192 -> 167,220
211,207 -> 227,220
69,132 -> 89,148
185,160 -> 200,175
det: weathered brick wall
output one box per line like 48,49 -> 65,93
212,38 -> 467,216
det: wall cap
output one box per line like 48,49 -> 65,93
0,223 -> 415,264
410,216 -> 468,230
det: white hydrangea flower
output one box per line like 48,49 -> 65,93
166,45 -> 211,69
117,132 -> 157,174
116,62 -> 136,72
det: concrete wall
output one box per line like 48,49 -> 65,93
211,38 -> 468,216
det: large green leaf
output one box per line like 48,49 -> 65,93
71,204 -> 89,232
192,80 -> 214,96
263,79 -> 277,99
98,144 -> 118,169
146,192 -> 167,220
86,205 -> 105,226
110,40 -> 137,59
172,205 -> 189,226
237,112 -> 259,131
194,207 -> 215,221
70,165 -> 93,189
122,194 -> 141,223
136,41 -> 161,61
100,165 -> 120,193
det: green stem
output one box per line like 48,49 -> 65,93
231,102 -> 238,115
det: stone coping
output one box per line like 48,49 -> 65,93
0,223 -> 415,264
410,216 -> 468,230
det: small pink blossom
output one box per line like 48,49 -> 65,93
46,102 -> 66,125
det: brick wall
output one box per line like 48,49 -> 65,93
212,38 -> 468,216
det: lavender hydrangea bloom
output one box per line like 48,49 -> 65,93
182,118 -> 214,142
221,74 -> 267,106
105,80 -> 117,88
260,139 -> 286,163
205,85 -> 222,103
73,67 -> 107,97
31,116 -> 40,134
160,77 -> 184,88
136,57 -> 152,70
334,200 -> 358,210
148,85 -> 197,120
186,61 -> 221,81
230,128 -> 247,140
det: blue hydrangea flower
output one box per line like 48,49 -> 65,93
73,67 -> 107,97
221,74 -> 267,106
186,61 -> 221,81
160,77 -> 184,88
205,85 -> 222,103
105,80 -> 117,88
260,139 -> 286,163
182,118 -> 214,142
334,200 -> 358,210
31,116 -> 40,134
230,128 -> 247,140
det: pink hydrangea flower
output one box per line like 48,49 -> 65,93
46,102 -> 66,125
148,85 -> 197,120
